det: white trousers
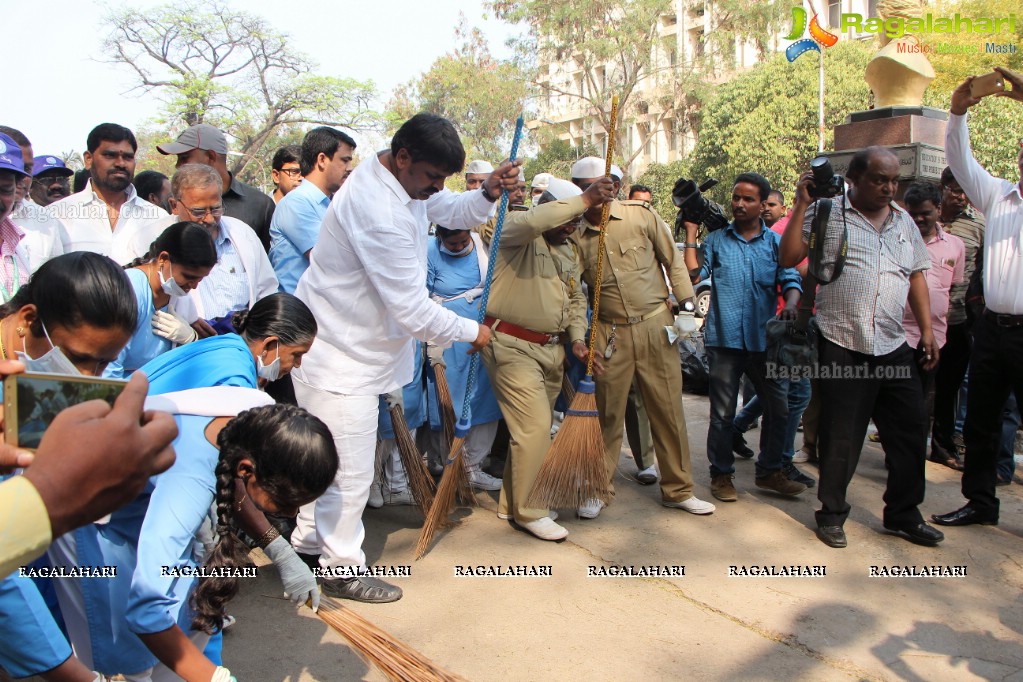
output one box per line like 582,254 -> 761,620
291,377 -> 378,570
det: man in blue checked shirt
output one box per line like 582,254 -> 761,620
688,172 -> 805,503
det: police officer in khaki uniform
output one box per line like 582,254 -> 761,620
480,176 -> 615,541
570,157 -> 716,518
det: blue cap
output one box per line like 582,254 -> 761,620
32,155 -> 73,178
0,133 -> 29,178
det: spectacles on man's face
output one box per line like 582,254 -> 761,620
181,204 -> 224,220
33,176 -> 70,187
277,167 -> 302,178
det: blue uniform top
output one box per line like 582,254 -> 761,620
141,333 -> 257,394
269,179 -> 330,293
104,268 -> 173,379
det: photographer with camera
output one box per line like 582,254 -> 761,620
780,146 -> 943,550
687,173 -> 805,503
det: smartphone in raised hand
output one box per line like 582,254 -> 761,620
971,71 -> 1005,99
4,373 -> 128,450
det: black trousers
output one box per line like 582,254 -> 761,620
816,338 -> 927,528
932,322 -> 971,451
961,314 -> 1023,517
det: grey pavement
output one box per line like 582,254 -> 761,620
223,392 -> 1023,682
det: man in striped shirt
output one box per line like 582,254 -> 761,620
781,146 -> 944,549
933,68 -> 1023,528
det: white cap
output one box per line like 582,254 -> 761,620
610,164 -> 623,180
530,172 -> 553,191
465,160 -> 494,175
571,156 -> 606,180
539,177 -> 582,202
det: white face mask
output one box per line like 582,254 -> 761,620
257,342 -> 281,382
158,261 -> 188,298
17,320 -> 82,375
439,241 -> 473,257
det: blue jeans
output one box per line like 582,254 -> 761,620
734,379 -> 811,463
955,371 -> 968,435
706,347 -> 789,477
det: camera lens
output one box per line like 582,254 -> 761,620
810,157 -> 833,183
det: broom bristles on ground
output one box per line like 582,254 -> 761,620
432,363 -> 456,451
414,436 -> 477,559
388,404 -> 436,516
314,596 -> 468,682
527,386 -> 612,510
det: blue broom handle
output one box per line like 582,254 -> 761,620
458,115 -> 525,427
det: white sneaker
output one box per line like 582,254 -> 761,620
468,469 -> 503,491
367,484 -> 383,509
577,498 -> 606,519
519,516 -> 569,541
498,510 -> 558,521
384,489 -> 414,506
663,496 -> 716,515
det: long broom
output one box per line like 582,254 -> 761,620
527,96 -> 620,511
388,403 -> 435,516
428,346 -> 456,451
415,115 -> 526,560
310,597 -> 468,681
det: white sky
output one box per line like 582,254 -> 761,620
5,0 -> 519,158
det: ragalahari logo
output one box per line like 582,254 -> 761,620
785,6 -> 839,62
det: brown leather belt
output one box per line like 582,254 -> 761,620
483,316 -> 561,346
984,308 -> 1023,328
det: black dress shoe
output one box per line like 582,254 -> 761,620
815,525 -> 847,548
931,505 -> 998,527
928,443 -> 964,471
883,521 -> 944,546
732,430 -> 755,459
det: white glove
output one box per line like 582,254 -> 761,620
667,311 -> 698,344
384,390 -> 404,410
426,343 -> 446,368
152,310 -> 198,345
262,535 -> 320,612
211,666 -> 236,682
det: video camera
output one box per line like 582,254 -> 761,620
671,177 -> 729,241
807,156 -> 845,200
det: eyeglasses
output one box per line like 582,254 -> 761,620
277,167 -> 302,177
33,176 -> 70,186
181,204 -> 224,219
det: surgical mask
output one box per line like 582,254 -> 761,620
16,320 -> 81,375
257,343 -> 281,382
439,241 -> 473,257
158,261 -> 188,298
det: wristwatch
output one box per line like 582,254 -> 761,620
481,187 -> 499,203
684,242 -> 699,248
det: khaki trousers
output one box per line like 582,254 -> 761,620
594,308 -> 695,503
482,332 -> 564,523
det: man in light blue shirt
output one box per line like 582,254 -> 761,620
270,127 -> 356,293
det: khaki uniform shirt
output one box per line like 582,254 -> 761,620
479,197 -> 588,343
573,199 -> 695,322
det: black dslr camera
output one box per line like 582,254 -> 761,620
671,177 -> 729,240
807,156 -> 845,200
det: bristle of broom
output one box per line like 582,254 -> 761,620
414,436 -> 467,559
314,596 -> 468,682
388,405 -> 436,516
526,387 -> 611,510
432,363 -> 456,451
560,371 -> 576,406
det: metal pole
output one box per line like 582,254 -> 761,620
819,47 -> 825,153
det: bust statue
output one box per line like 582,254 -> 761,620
863,0 -> 936,108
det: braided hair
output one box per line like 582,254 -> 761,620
190,404 -> 337,633
124,221 -> 217,270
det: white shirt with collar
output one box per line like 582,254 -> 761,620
128,214 -> 278,320
293,150 -> 495,395
10,198 -> 64,272
49,180 -> 167,265
946,112 -> 1023,315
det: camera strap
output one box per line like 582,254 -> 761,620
794,196 -> 846,335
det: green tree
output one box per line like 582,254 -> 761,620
387,17 -> 528,164
633,159 -> 689,224
103,1 -> 377,182
688,40 -> 873,205
489,0 -> 791,173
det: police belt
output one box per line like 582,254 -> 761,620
600,306 -> 666,326
483,316 -> 561,346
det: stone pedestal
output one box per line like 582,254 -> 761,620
824,106 -> 949,200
